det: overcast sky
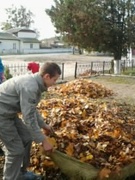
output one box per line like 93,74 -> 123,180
0,0 -> 56,39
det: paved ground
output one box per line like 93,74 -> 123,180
1,53 -> 113,63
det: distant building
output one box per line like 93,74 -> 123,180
40,37 -> 65,48
0,32 -> 21,54
0,27 -> 40,54
0,28 -> 72,55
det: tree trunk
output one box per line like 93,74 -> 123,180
113,60 -> 121,74
113,50 -> 122,74
127,47 -> 132,62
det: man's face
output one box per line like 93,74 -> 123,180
43,73 -> 60,87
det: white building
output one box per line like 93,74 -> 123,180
0,28 -> 40,54
0,32 -> 21,54
0,28 -> 72,55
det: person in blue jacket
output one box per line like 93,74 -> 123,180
0,58 -> 4,84
0,58 -> 5,157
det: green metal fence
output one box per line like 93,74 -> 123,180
74,59 -> 135,78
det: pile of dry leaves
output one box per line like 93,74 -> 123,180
47,78 -> 113,98
28,79 -> 135,178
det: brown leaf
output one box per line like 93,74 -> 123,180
98,168 -> 111,179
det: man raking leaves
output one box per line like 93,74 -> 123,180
0,62 -> 61,180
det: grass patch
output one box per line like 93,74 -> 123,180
91,76 -> 135,84
121,68 -> 135,76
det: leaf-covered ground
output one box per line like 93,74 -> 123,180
90,76 -> 135,104
32,78 -> 135,179
0,77 -> 135,180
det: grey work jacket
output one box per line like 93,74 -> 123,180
0,73 -> 47,143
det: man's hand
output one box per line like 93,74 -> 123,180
43,124 -> 55,136
42,138 -> 53,154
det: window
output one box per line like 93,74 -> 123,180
13,43 -> 16,49
30,44 -> 33,49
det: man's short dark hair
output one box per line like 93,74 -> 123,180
39,62 -> 61,77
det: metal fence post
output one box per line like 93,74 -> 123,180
103,61 -> 105,75
91,62 -> 93,72
61,63 -> 64,80
74,62 -> 77,79
123,60 -> 126,71
132,59 -> 134,70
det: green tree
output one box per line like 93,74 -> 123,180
46,0 -> 135,73
1,5 -> 34,30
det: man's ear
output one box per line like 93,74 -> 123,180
43,73 -> 50,79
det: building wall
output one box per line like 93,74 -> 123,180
0,39 -> 20,54
18,31 -> 40,51
23,47 -> 72,54
18,32 -> 37,38
23,43 -> 40,50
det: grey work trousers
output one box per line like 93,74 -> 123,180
0,116 -> 32,180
